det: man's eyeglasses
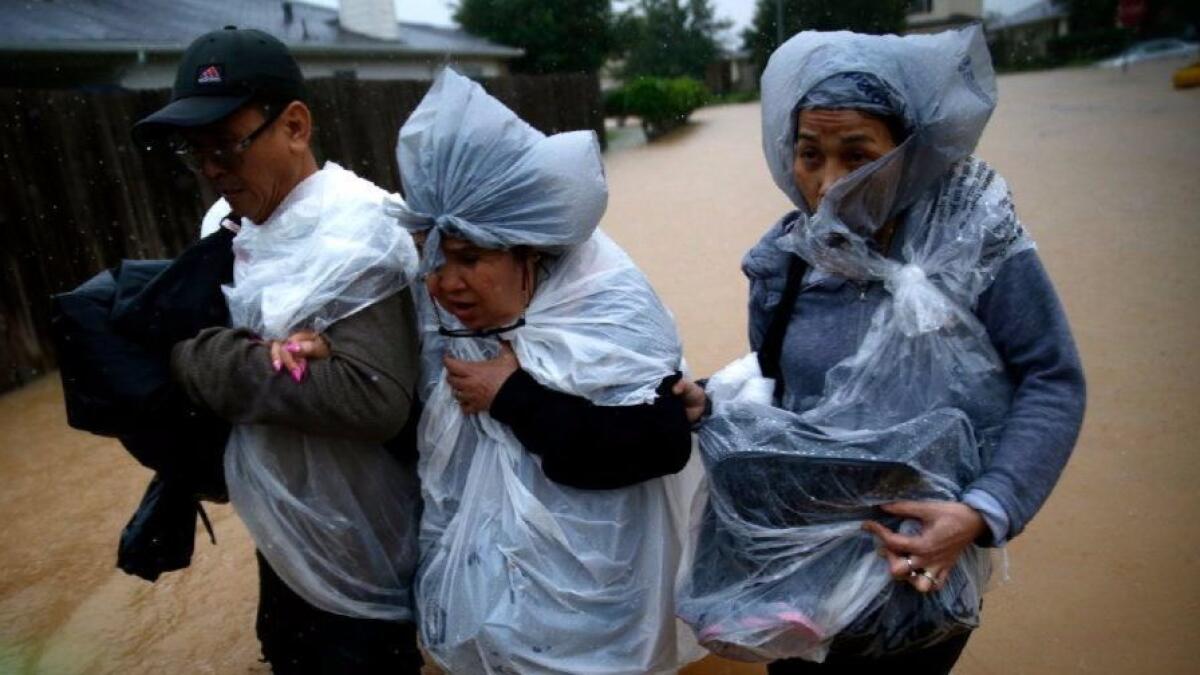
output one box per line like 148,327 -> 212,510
170,106 -> 283,172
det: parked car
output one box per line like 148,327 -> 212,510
1098,38 -> 1199,68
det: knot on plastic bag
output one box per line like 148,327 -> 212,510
435,213 -> 470,234
894,263 -> 926,287
886,264 -> 956,337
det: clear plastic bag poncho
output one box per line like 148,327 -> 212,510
389,68 -> 699,674
222,162 -> 423,620
677,27 -> 1034,661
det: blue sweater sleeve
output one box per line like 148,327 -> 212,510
968,248 -> 1086,540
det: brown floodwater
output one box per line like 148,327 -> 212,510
2,57 -> 1198,674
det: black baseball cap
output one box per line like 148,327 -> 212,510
133,26 -> 306,139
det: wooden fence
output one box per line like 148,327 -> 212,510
0,73 -> 604,393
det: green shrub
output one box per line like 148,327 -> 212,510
603,87 -> 631,123
620,76 -> 710,140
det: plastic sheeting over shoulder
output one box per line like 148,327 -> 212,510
788,157 -> 1033,432
224,162 -> 419,336
390,68 -> 607,268
222,162 -> 423,621
680,28 -> 1030,662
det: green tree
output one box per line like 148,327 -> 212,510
616,0 -> 731,79
454,0 -> 613,74
742,0 -> 908,70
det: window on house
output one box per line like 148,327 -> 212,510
907,0 -> 934,14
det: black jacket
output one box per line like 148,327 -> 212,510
51,228 -> 235,581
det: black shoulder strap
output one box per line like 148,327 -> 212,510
757,255 -> 808,395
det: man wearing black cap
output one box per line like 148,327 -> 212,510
135,25 -> 316,227
135,27 -> 423,674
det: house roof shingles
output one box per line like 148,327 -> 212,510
0,0 -> 523,58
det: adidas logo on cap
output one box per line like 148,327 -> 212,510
197,65 -> 223,84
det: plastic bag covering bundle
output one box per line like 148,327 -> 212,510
222,161 -> 423,620
392,69 -> 698,673
678,27 -> 1034,661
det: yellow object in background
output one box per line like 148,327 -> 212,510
1173,61 -> 1200,89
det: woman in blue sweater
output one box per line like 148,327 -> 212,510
677,26 -> 1086,674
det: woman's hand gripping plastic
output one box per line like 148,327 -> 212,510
862,500 -> 988,594
443,340 -> 520,414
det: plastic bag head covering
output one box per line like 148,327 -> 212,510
389,67 -> 607,269
761,26 -> 996,240
222,162 -> 424,621
679,28 -> 1034,662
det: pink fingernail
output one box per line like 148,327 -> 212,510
285,342 -> 301,353
291,368 -> 302,382
273,359 -> 282,372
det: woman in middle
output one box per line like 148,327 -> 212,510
389,69 -> 700,674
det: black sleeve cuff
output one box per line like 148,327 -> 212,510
490,368 -> 541,447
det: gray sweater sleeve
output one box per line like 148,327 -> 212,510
968,248 -> 1086,540
170,291 -> 419,442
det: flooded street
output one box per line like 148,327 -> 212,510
2,58 -> 1198,674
